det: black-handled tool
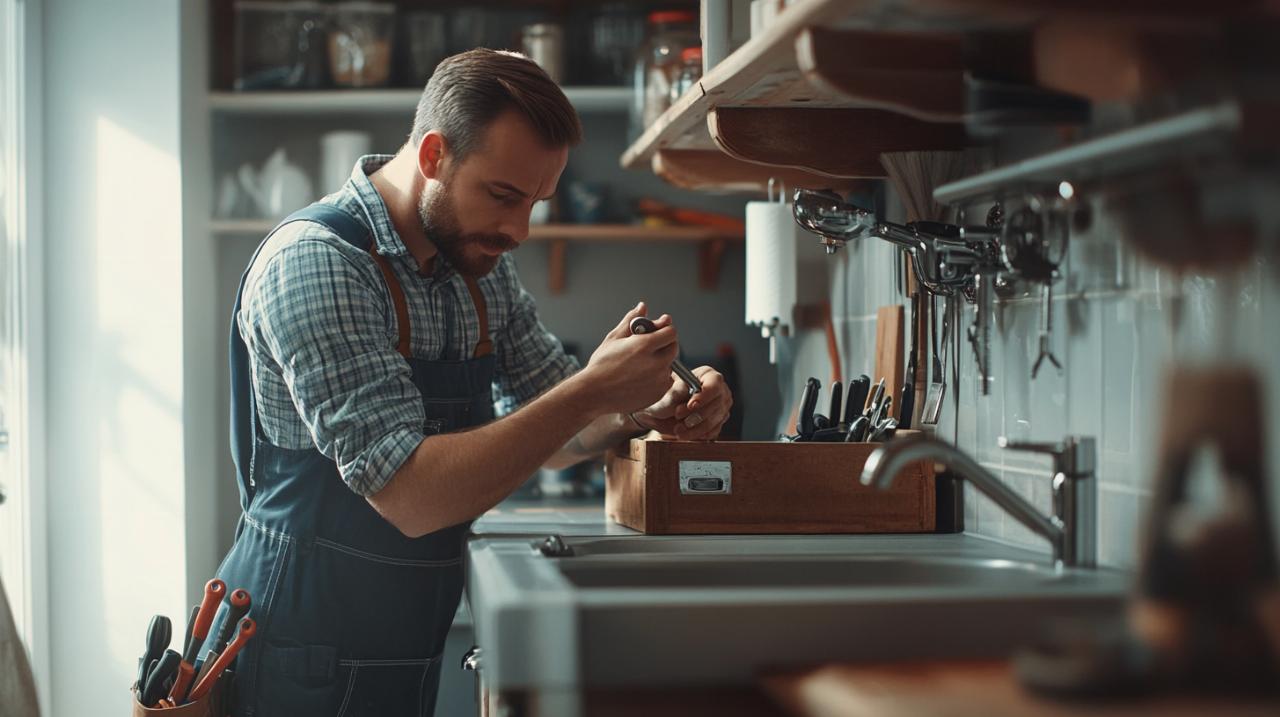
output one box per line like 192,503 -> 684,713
629,316 -> 702,394
142,649 -> 181,707
180,604 -> 199,657
828,381 -> 844,431
796,377 -> 820,440
899,381 -> 915,429
137,614 -> 171,694
845,415 -> 870,442
844,375 -> 870,427
210,588 -> 251,657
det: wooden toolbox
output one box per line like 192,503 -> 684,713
605,436 -> 936,534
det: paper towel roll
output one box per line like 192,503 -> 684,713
745,200 -> 801,332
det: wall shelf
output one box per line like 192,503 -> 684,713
209,86 -> 632,115
209,219 -> 741,295
620,0 -> 1266,193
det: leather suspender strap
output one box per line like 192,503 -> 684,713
462,275 -> 494,358
368,248 -> 413,358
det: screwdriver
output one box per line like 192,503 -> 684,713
629,316 -> 702,394
168,578 -> 226,705
197,588 -> 252,683
187,617 -> 256,704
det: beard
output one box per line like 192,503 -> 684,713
417,182 -> 518,278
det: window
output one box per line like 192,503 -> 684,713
0,0 -> 47,709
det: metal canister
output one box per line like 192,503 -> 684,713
521,22 -> 564,84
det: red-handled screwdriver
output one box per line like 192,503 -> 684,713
195,588 -> 252,684
187,617 -> 256,703
167,578 -> 225,705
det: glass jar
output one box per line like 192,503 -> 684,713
327,1 -> 395,88
630,11 -> 699,137
669,46 -> 703,104
589,2 -> 644,85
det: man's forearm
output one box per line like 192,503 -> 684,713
544,411 -> 643,470
367,371 -> 600,537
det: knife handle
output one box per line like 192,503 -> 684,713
845,375 -> 870,425
796,377 -> 821,439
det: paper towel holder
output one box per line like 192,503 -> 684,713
750,179 -> 793,364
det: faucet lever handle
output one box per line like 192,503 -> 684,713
997,436 -> 1095,477
997,436 -> 1064,457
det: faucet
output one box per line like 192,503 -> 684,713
862,434 -> 1097,568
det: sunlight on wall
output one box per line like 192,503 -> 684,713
93,114 -> 185,670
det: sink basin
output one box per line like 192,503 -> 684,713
556,555 -> 1088,590
467,533 -> 1129,695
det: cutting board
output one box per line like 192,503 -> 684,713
761,662 -> 1280,717
874,305 -> 905,417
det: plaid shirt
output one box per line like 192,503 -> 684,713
237,155 -> 579,496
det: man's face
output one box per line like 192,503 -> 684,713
418,111 -> 569,277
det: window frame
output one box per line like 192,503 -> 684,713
0,0 -> 49,711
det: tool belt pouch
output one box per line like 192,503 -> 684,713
131,673 -> 233,717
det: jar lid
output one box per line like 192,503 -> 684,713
648,10 -> 696,25
680,46 -> 703,62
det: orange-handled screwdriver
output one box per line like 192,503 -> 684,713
167,578 -> 225,704
187,617 -> 256,703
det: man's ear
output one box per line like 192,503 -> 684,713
416,131 -> 448,180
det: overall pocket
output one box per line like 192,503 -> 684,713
334,656 -> 442,717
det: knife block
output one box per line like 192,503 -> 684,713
605,434 -> 936,534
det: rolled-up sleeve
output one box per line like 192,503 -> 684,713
242,237 -> 424,496
492,261 -> 579,413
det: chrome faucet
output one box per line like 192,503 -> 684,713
861,435 -> 1097,568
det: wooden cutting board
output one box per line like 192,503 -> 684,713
761,662 -> 1280,717
874,305 -> 905,417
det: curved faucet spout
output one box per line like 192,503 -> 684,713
862,436 -> 1066,561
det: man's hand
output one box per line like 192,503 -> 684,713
580,302 -> 680,415
633,364 -> 733,441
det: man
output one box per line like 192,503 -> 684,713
215,49 -> 733,716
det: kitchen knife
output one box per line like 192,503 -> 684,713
629,316 -> 702,394
796,377 -> 820,440
828,381 -> 844,430
844,375 -> 870,426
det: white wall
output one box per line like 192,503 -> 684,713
43,1 -> 210,712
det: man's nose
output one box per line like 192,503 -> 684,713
500,212 -> 530,245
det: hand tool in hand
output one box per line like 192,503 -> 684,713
137,614 -> 171,695
168,578 -> 226,705
628,316 -> 702,394
844,375 -> 870,428
187,617 -> 257,704
198,588 -> 252,683
795,377 -> 820,441
141,649 -> 181,707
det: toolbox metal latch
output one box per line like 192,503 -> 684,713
679,461 -> 731,495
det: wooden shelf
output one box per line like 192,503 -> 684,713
209,86 -> 632,115
619,0 -> 1268,192
209,220 -> 741,294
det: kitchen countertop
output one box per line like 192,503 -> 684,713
472,495 -> 631,538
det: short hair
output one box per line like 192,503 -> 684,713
409,49 -> 583,162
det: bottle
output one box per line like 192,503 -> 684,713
669,46 -> 703,104
630,10 -> 699,139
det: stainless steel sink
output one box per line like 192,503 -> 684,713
555,555 -> 1090,590
467,533 -> 1130,697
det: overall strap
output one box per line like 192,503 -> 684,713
462,275 -> 493,358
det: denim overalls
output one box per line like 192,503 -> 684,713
216,204 -> 494,716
